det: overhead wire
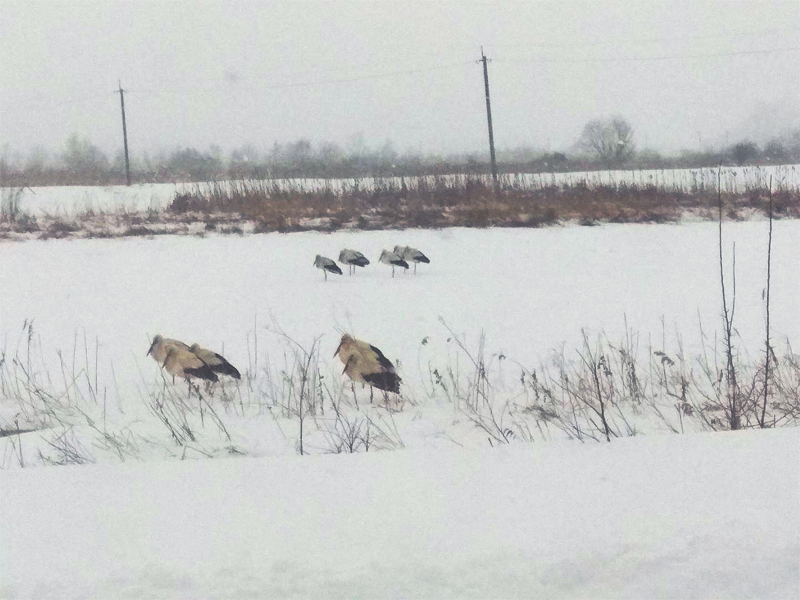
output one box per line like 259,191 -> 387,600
483,27 -> 800,49
2,42 -> 796,109
494,47 -> 800,65
0,92 -> 117,114
126,61 -> 475,96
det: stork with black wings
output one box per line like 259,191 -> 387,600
338,249 -> 370,275
334,334 -> 401,403
314,255 -> 343,280
378,249 -> 409,278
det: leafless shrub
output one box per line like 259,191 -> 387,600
517,331 -> 642,443
123,225 -> 155,237
434,319 -> 537,445
38,426 -> 95,466
263,322 -> 325,456
1,186 -> 26,223
48,219 -> 81,234
651,331 -> 800,432
771,344 -> 800,423
364,409 -> 405,450
322,400 -> 369,454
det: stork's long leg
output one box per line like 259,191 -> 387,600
351,382 -> 359,409
370,386 -> 374,404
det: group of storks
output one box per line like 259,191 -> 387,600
146,245 -> 422,399
147,332 -> 402,400
314,245 -> 430,280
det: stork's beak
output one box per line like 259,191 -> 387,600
333,339 -> 343,357
146,339 -> 156,356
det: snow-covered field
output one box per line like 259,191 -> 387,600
3,429 -> 797,599
1,220 -> 798,597
6,163 -> 798,218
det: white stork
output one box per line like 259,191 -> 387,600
338,249 -> 370,275
334,334 -> 401,403
314,255 -> 343,280
393,245 -> 430,274
162,347 -> 219,384
147,335 -> 189,365
378,249 -> 409,278
189,343 -> 241,380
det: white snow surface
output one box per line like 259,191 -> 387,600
1,220 -> 799,598
2,429 -> 798,599
1,221 -> 797,391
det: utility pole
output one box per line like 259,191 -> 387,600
479,47 -> 498,188
117,80 -> 131,186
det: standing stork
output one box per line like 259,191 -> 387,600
378,249 -> 409,278
394,245 -> 430,274
314,255 -> 343,280
147,335 -> 190,365
338,248 -> 370,275
189,343 -> 241,380
162,347 -> 219,384
334,334 -> 401,403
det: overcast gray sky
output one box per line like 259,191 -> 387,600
1,0 -> 798,160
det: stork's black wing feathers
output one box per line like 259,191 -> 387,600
369,345 -> 395,371
326,263 -> 343,275
185,365 -> 219,383
213,358 -> 241,379
363,371 -> 401,393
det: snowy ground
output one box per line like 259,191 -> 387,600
2,428 -> 797,599
1,221 -> 797,396
1,220 -> 798,597
6,163 -> 798,218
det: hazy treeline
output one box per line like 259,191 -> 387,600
2,128 -> 799,187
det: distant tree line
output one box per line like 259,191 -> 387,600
2,123 -> 799,187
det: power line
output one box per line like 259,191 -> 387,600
1,92 -> 116,114
10,44 -> 795,106
1,60 -> 475,109
495,47 -> 800,65
485,27 -> 800,49
127,61 -> 475,96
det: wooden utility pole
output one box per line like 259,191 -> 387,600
118,80 -> 131,186
479,47 -> 498,188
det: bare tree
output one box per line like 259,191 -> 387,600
578,116 -> 635,165
730,141 -> 759,165
61,134 -> 110,174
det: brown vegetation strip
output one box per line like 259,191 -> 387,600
166,178 -> 800,231
1,179 -> 798,241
